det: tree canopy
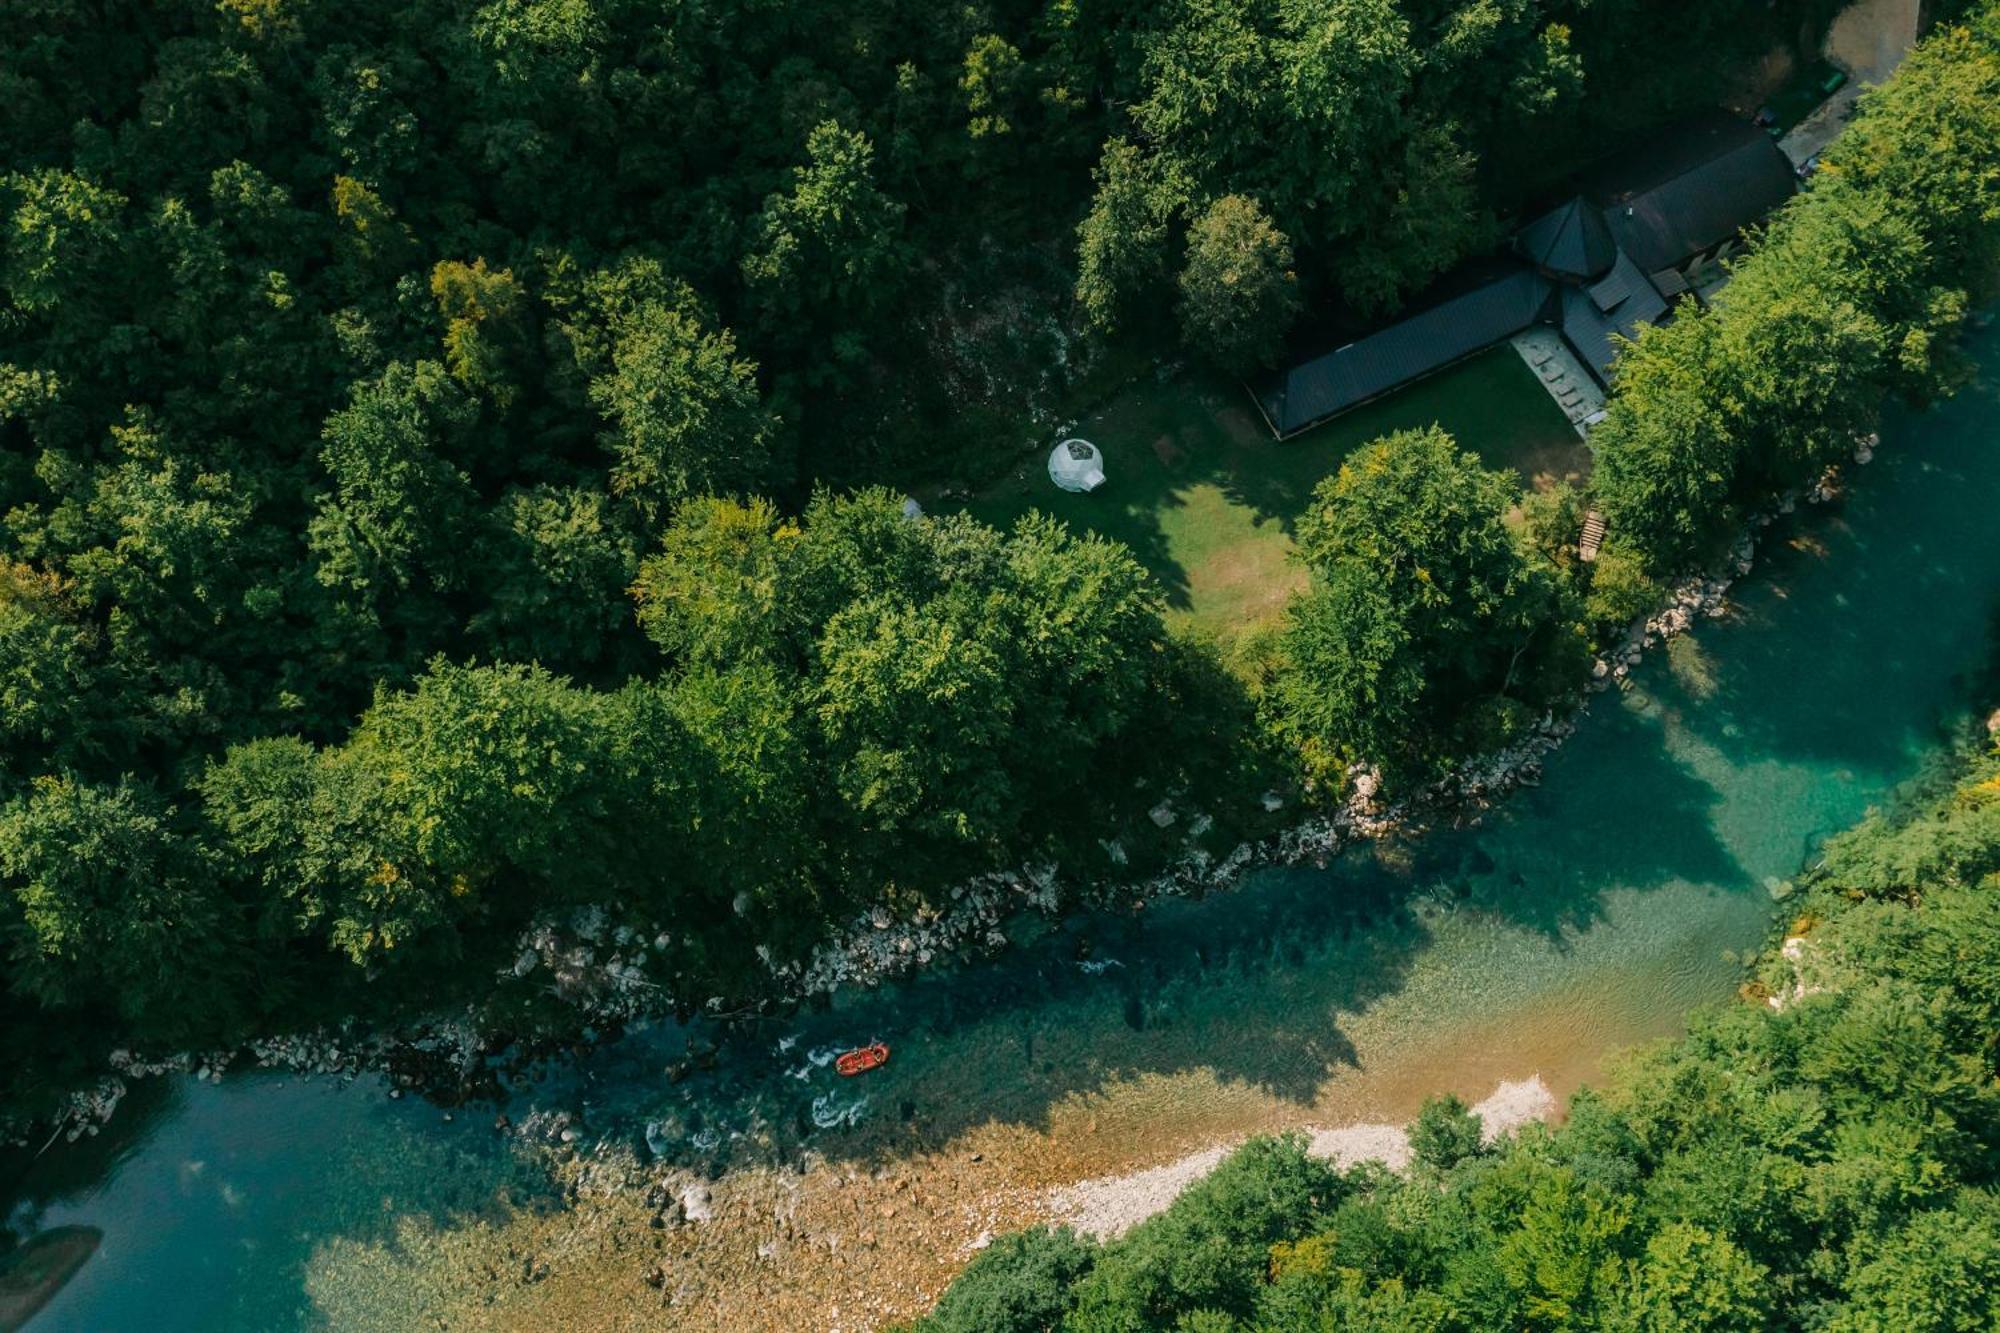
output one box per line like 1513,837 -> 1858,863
1269,427 -> 1575,782
0,0 -> 1956,1106
916,734 -> 2000,1332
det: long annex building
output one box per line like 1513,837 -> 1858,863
1251,115 -> 1799,440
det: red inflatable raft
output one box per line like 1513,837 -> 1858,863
835,1042 -> 889,1076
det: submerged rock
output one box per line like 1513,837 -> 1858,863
644,1120 -> 673,1159
811,1092 -> 869,1131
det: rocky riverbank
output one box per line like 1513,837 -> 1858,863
763,438 -> 1881,1005
8,434 -> 1874,1156
5,1019 -> 533,1151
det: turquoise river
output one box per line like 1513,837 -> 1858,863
7,328 -> 2000,1331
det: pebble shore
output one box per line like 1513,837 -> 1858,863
1047,1075 -> 1558,1238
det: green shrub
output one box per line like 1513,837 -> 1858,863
917,1226 -> 1096,1333
1066,1134 -> 1344,1330
1409,1094 -> 1487,1172
1583,544 -> 1662,628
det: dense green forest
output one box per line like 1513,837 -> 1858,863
912,729 -> 2000,1333
1262,9 -> 2000,781
0,0 -> 1986,1111
1587,18 -> 2000,574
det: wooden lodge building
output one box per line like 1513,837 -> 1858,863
1251,114 -> 1800,440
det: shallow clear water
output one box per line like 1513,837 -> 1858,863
7,330 -> 2000,1330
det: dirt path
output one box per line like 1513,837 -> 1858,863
1782,0 -> 1923,166
1826,0 -> 1923,83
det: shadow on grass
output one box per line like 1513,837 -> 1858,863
961,347 -> 1582,635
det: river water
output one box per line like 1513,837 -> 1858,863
6,330 -> 2000,1331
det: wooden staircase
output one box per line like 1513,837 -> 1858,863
1578,508 -> 1607,563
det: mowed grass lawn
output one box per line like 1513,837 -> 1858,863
963,346 -> 1586,648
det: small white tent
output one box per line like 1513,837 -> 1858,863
1048,438 -> 1105,493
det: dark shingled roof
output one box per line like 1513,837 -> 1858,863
1557,249 -> 1669,379
1254,265 -> 1553,438
1593,120 -> 1797,273
1252,114 -> 1792,438
1517,197 -> 1618,281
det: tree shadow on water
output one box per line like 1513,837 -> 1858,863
522,864 -> 1439,1181
1683,384 -> 2000,778
0,1074 -> 556,1332
1452,704 -> 1748,941
563,711 -> 1743,1177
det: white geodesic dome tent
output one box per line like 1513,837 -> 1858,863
1048,438 -> 1105,493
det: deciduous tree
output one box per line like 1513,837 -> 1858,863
1176,194 -> 1299,371
1,777 -> 234,1028
1274,427 -> 1565,783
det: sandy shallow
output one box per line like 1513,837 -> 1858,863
1048,1075 -> 1556,1238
